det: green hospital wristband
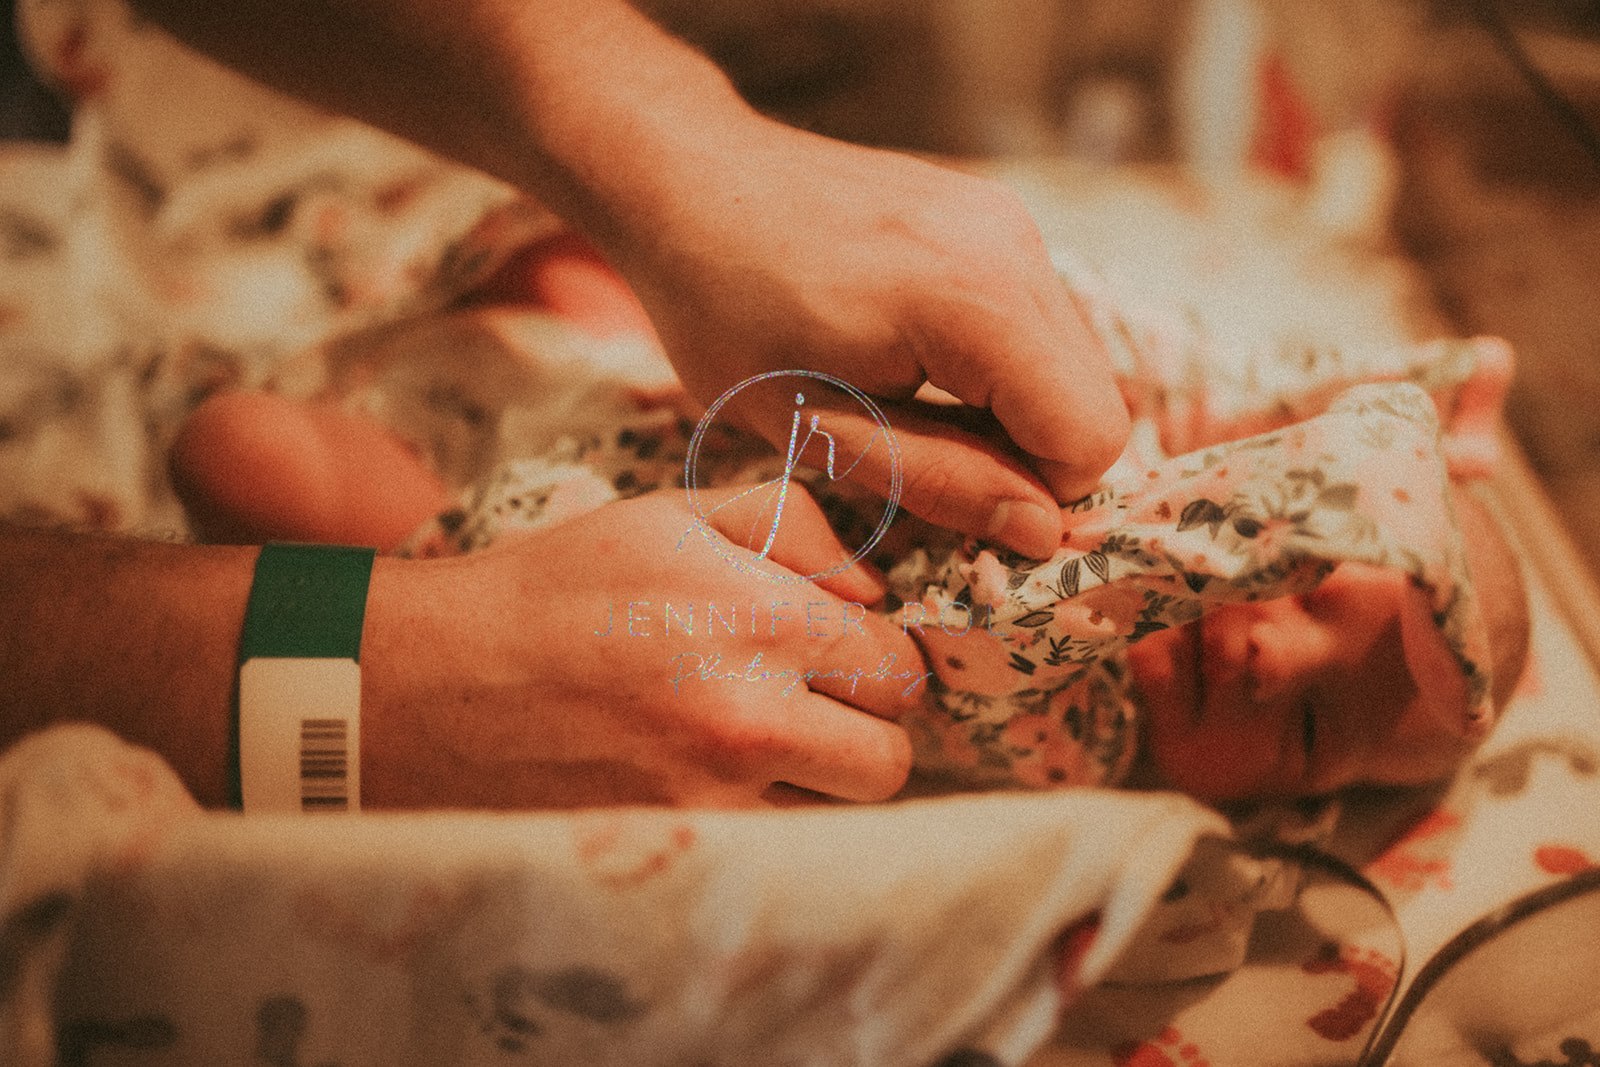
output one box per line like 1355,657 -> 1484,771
234,543 -> 376,813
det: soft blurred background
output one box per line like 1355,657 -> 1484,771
4,0 -> 1598,574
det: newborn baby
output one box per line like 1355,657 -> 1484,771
170,236 -> 1529,805
883,376 -> 1526,802
1129,490 -> 1526,802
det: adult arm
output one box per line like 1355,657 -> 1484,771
0,492 -> 920,809
0,524 -> 251,806
126,0 -> 1131,558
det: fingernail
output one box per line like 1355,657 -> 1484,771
985,500 -> 1062,559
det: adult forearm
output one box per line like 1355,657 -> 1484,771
0,526 -> 451,809
124,0 -> 752,250
0,526 -> 257,805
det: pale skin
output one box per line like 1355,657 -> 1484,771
1129,489 -> 1529,803
1130,562 -> 1476,803
2,0 -> 1135,805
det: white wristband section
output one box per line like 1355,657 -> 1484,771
239,658 -> 362,814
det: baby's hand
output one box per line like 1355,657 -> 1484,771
362,487 -> 925,808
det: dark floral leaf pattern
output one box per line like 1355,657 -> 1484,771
1008,653 -> 1037,676
1058,557 -> 1082,599
1319,483 -> 1359,510
1084,549 -> 1110,584
528,965 -> 648,1024
0,208 -> 60,259
1177,498 -> 1228,534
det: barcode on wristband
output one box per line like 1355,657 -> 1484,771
239,656 -> 361,814
299,717 -> 349,812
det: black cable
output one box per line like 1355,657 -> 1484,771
1470,0 -> 1600,173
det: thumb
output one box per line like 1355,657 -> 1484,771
719,375 -> 1066,558
694,481 -> 887,604
982,306 -> 1132,502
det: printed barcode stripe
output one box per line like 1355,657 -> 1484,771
299,717 -> 348,812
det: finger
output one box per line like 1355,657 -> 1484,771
885,401 -> 1130,509
983,275 -> 1132,500
754,690 -> 913,802
682,507 -> 929,719
695,481 -> 887,604
873,398 -> 1069,558
799,609 -> 930,721
923,270 -> 1131,502
761,782 -> 834,806
722,380 -> 1066,558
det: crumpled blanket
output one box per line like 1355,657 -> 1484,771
0,724 -> 1244,1067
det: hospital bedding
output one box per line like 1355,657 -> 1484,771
4,134 -> 1600,1064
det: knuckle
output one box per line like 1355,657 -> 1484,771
686,702 -> 782,784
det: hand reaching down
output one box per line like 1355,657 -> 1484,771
361,487 -> 925,808
601,119 -> 1131,558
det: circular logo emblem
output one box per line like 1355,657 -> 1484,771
684,370 -> 901,583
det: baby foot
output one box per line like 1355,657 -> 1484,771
170,390 -> 449,550
1301,943 -> 1398,1042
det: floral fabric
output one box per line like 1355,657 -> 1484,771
889,381 -> 1494,789
1055,250 -> 1514,478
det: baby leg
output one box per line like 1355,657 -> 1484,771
169,391 -> 450,550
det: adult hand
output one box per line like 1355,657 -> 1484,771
362,487 -> 924,808
607,118 -> 1131,559
126,0 -> 1130,557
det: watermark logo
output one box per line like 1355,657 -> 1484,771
683,370 -> 901,582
